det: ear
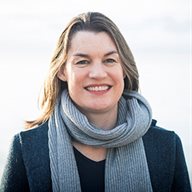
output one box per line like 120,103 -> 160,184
57,66 -> 67,81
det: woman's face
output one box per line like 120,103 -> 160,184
58,31 -> 125,117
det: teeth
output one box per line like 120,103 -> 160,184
87,86 -> 109,91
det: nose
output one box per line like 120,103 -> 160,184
89,63 -> 107,79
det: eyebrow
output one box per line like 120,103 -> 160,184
104,50 -> 118,57
73,50 -> 118,58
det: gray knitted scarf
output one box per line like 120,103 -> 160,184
48,89 -> 153,192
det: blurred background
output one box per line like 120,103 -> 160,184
0,0 -> 191,184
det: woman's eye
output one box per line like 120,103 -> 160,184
105,58 -> 116,64
76,60 -> 89,65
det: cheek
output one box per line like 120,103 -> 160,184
64,66 -> 75,83
114,69 -> 124,82
116,71 -> 125,91
66,71 -> 83,91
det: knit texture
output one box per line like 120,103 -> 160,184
48,90 -> 153,192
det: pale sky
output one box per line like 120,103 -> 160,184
0,0 -> 191,182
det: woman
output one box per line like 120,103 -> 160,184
0,12 -> 191,192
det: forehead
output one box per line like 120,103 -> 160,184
68,31 -> 117,55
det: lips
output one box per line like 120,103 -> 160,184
85,85 -> 111,91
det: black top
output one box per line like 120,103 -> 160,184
73,147 -> 105,192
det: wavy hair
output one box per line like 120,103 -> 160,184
25,12 -> 139,128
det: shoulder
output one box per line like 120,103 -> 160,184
0,122 -> 49,191
143,120 -> 192,192
1,121 -> 52,191
143,119 -> 180,146
16,121 -> 49,162
143,119 -> 183,163
3,121 -> 49,161
10,121 -> 50,169
19,121 -> 49,141
17,121 -> 51,188
10,121 -> 49,150
143,119 -> 180,158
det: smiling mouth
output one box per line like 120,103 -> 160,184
85,85 -> 111,91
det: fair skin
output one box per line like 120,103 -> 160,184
58,31 -> 125,161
